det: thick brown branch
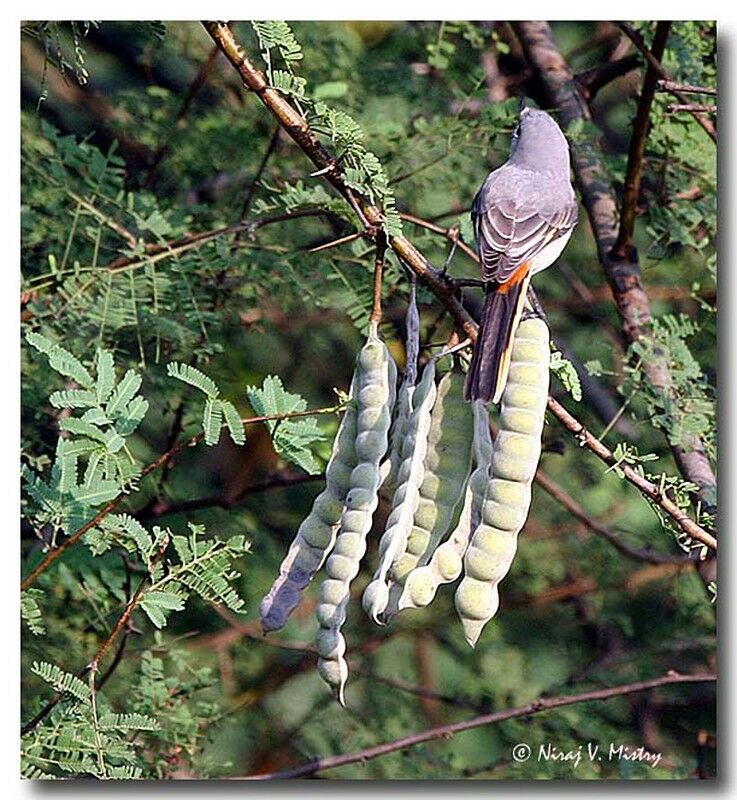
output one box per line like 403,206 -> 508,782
239,671 -> 715,779
575,53 -> 641,100
612,22 -> 671,261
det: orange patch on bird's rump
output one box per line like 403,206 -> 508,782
498,262 -> 530,294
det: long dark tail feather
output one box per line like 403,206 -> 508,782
464,275 -> 530,404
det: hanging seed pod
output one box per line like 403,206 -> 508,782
399,399 -> 493,610
383,278 -> 420,493
316,323 -> 396,704
455,316 -> 550,647
260,374 -> 360,633
387,365 -> 474,618
362,357 -> 438,623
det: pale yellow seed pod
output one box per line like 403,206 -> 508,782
362,359 -> 438,623
260,373 -> 360,633
317,323 -> 397,703
384,280 -> 421,494
393,367 -> 474,615
455,317 -> 550,647
399,400 -> 493,610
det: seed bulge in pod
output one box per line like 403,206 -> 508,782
326,553 -> 354,582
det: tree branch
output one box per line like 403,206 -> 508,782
533,467 -> 691,565
575,53 -> 641,100
370,231 -> 387,325
139,471 -> 324,519
144,43 -> 221,188
667,103 -> 717,114
546,397 -> 715,552
513,21 -> 716,554
656,80 -> 716,96
23,208 -> 327,299
201,21 -> 476,342
612,22 -> 671,261
399,213 -> 478,263
238,670 -> 715,779
239,124 -> 281,223
201,20 -> 713,554
21,537 -> 169,736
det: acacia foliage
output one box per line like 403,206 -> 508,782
21,21 -> 715,779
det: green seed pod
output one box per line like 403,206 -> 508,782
455,317 -> 550,647
384,279 -> 421,493
400,400 -> 493,610
391,366 -> 474,615
260,372 -> 360,633
317,323 -> 396,704
362,358 -> 438,623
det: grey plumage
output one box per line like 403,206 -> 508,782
465,107 -> 578,403
472,108 -> 578,284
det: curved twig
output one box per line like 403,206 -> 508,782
238,670 -> 715,779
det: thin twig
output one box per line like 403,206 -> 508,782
615,22 -> 717,142
21,539 -> 170,736
237,671 -> 715,779
399,212 -> 478,263
240,125 -> 281,222
144,43 -> 221,187
370,232 -> 387,325
140,471 -> 324,519
21,404 -> 342,591
24,208 -> 327,298
667,103 -> 717,114
656,80 -> 716,96
612,22 -> 671,261
306,232 -> 362,254
546,397 -> 716,552
533,468 -> 690,564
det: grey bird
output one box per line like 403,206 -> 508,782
465,105 -> 578,404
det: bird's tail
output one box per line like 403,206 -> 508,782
464,271 -> 531,404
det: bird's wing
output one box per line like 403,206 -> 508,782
472,175 -> 578,284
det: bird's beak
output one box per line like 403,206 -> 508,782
518,96 -> 529,115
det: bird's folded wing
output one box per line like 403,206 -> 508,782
473,198 -> 578,284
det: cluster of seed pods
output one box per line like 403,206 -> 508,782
260,291 -> 551,704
